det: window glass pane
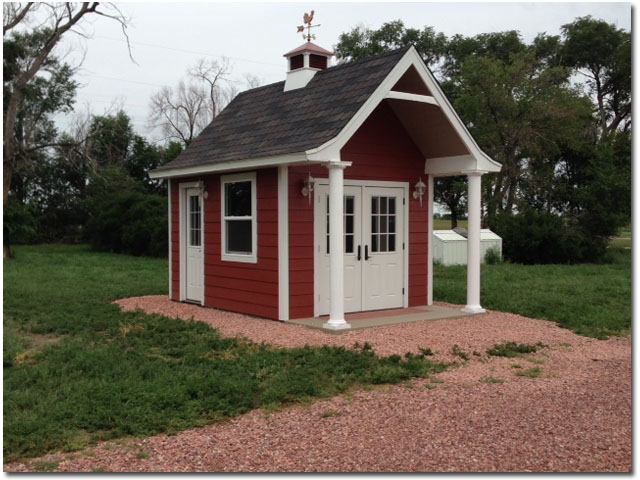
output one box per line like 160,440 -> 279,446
189,195 -> 201,247
380,197 -> 387,214
372,234 -> 378,253
345,235 -> 354,254
226,220 -> 252,254
225,181 -> 252,216
389,234 -> 396,252
389,198 -> 396,214
380,215 -> 387,234
372,216 -> 378,234
372,197 -> 378,214
326,235 -> 330,254
389,215 -> 395,233
380,234 -> 388,252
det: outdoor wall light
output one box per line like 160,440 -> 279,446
301,172 -> 315,204
413,177 -> 426,206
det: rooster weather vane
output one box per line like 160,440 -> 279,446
297,10 -> 320,42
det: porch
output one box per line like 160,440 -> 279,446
290,304 -> 480,333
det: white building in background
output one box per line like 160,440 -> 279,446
433,229 -> 502,266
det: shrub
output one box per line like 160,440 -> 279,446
84,190 -> 168,257
3,196 -> 39,245
486,342 -> 546,358
492,209 -> 587,264
484,246 -> 502,264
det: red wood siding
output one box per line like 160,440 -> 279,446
170,170 -> 280,319
288,101 -> 429,318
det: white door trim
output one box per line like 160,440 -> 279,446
313,179 -> 409,317
179,181 -> 205,305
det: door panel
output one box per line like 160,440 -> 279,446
185,188 -> 204,303
316,185 -> 362,315
362,187 -> 404,311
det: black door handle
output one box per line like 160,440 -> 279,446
357,245 -> 361,261
365,245 -> 370,260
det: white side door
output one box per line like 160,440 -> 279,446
185,188 -> 204,303
362,187 -> 405,311
315,185 -> 362,316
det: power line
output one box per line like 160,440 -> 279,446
95,35 -> 283,68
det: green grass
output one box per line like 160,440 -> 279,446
434,247 -> 631,339
486,342 -> 546,358
515,367 -> 542,378
4,245 -> 446,462
433,219 -> 467,230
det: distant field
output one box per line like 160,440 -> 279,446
433,219 -> 467,230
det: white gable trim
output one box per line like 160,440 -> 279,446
385,90 -> 438,106
305,47 -> 501,174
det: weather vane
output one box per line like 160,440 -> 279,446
297,10 -> 320,42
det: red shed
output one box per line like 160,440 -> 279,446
150,43 -> 501,330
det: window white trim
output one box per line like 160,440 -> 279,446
221,172 -> 258,263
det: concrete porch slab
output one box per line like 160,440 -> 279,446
289,305 -> 481,333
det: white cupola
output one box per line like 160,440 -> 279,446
283,42 -> 334,92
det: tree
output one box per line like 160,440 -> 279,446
561,16 -> 631,139
149,58 -> 236,146
87,110 -> 135,167
434,177 -> 466,228
3,2 -> 130,258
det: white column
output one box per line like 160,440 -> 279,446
427,175 -> 434,306
462,171 -> 486,314
324,162 -> 351,330
277,165 -> 289,321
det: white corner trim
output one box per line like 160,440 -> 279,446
220,171 -> 258,264
150,153 -> 309,179
277,166 -> 290,321
427,174 -> 434,306
385,90 -> 439,106
167,179 -> 172,300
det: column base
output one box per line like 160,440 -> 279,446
461,305 -> 486,314
323,320 -> 352,330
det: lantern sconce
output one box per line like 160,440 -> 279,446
197,180 -> 209,200
413,177 -> 426,206
301,172 -> 315,204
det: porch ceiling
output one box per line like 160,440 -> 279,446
387,98 -> 470,161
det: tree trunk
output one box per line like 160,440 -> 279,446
450,204 -> 458,229
4,162 -> 13,259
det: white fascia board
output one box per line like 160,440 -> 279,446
149,153 -> 310,179
385,90 -> 439,106
306,46 -> 501,173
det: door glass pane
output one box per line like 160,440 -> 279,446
189,195 -> 201,247
326,194 -> 356,254
370,196 -> 396,253
226,220 -> 252,254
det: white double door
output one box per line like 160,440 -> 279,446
316,184 -> 405,316
184,187 -> 204,303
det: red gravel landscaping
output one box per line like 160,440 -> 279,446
5,295 -> 630,472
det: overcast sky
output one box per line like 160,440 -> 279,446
56,2 -> 631,142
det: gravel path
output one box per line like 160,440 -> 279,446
5,296 -> 630,472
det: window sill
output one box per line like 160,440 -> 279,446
222,253 -> 258,264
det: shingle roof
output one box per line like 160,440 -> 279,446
156,46 -> 410,172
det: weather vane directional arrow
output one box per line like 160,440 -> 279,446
297,10 -> 320,42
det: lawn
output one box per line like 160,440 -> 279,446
434,247 -> 631,339
3,245 -> 445,462
433,218 -> 467,230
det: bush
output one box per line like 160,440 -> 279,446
3,196 -> 39,245
84,190 -> 167,257
484,246 -> 502,264
491,209 -> 601,264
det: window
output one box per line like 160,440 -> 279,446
221,172 -> 257,263
325,195 -> 355,254
371,196 -> 396,253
